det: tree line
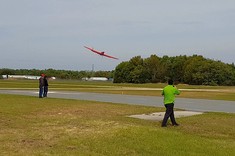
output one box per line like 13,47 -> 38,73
113,54 -> 235,86
1,54 -> 235,86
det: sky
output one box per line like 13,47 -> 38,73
0,0 -> 235,71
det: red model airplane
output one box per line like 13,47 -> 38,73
84,46 -> 118,60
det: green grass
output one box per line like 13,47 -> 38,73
0,94 -> 234,156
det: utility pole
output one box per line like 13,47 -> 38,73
92,64 -> 94,77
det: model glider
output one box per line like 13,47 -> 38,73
84,46 -> 118,60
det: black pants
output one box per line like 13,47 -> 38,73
162,103 -> 177,126
43,86 -> 48,97
39,86 -> 44,98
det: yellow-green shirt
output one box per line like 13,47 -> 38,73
162,85 -> 180,104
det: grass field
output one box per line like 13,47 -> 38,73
0,94 -> 234,156
0,80 -> 235,155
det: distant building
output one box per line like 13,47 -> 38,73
2,75 -> 40,80
82,77 -> 108,81
1,75 -> 56,80
51,77 -> 56,80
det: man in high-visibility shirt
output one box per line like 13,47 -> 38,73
161,79 -> 180,127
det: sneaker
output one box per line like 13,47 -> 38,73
173,123 -> 179,126
161,125 -> 167,127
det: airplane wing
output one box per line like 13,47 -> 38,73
103,53 -> 119,60
84,46 -> 102,55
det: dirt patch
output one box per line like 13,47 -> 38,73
129,111 -> 204,121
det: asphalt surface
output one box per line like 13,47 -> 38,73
0,90 -> 235,113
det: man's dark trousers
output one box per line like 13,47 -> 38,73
162,103 -> 177,126
39,87 -> 44,98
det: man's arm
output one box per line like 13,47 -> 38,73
174,87 -> 180,95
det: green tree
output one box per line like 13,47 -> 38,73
113,61 -> 130,83
144,55 -> 161,82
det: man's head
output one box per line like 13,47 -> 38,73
41,74 -> 45,77
168,79 -> 173,85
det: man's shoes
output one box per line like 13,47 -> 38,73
161,125 -> 167,127
173,123 -> 179,126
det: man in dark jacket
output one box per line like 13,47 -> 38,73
43,75 -> 49,97
39,74 -> 45,98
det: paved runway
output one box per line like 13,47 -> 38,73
0,90 -> 235,113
